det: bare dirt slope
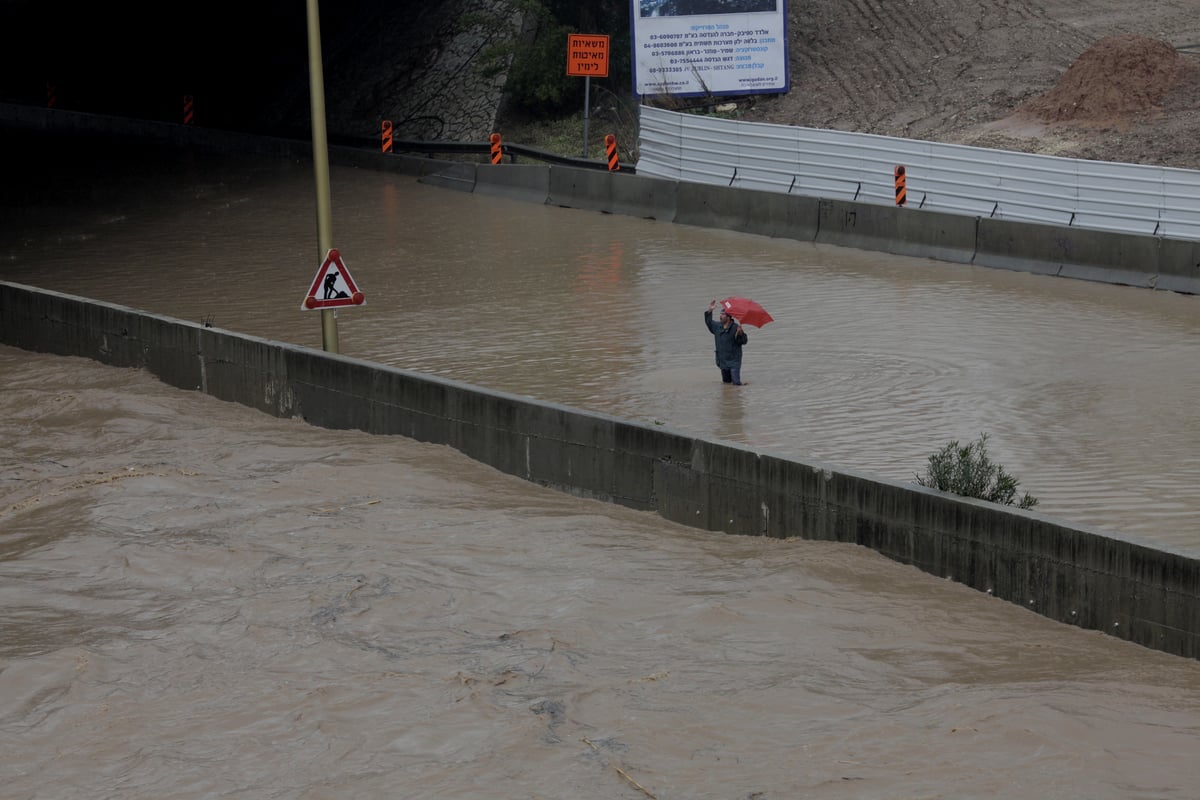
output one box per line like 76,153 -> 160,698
741,0 -> 1200,168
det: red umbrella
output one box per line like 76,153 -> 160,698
718,297 -> 774,328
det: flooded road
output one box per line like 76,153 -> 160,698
3,133 -> 1197,550
2,132 -> 1199,798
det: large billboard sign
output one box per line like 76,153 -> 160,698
631,0 -> 788,98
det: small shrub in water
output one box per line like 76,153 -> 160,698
914,433 -> 1039,509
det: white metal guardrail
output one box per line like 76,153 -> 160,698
636,105 -> 1200,241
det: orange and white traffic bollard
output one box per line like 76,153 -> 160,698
894,165 -> 907,206
489,133 -> 503,164
381,120 -> 393,154
605,134 -> 620,171
183,95 -> 195,125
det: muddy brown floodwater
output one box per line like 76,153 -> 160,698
3,347 -> 1200,800
1,134 -> 1199,798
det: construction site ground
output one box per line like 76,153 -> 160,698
735,0 -> 1200,169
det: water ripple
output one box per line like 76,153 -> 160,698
6,146 -> 1200,553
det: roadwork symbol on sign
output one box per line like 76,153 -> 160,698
301,249 -> 366,310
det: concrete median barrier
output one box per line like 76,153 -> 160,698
3,280 -> 1197,662
975,218 -> 1163,287
417,161 -> 478,193
548,166 -> 614,213
816,199 -> 978,265
609,172 -> 680,221
473,164 -> 551,204
676,183 -> 819,240
1154,237 -> 1200,295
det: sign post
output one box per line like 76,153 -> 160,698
305,0 -> 339,352
566,34 -> 610,158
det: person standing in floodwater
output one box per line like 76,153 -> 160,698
705,299 -> 748,385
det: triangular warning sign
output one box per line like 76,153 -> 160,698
301,249 -> 366,310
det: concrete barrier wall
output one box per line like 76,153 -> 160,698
385,150 -> 1199,294
675,183 -> 821,241
473,163 -> 551,205
1156,238 -> 1200,293
546,167 -> 614,214
3,102 -> 1198,294
543,165 -> 681,223
817,199 -> 979,266
609,172 -> 680,221
3,281 -> 1197,660
975,218 -> 1167,287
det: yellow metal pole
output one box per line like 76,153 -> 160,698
306,0 -> 338,353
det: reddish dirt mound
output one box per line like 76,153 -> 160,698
1022,34 -> 1198,124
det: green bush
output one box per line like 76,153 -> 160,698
489,0 -> 633,118
914,433 -> 1039,509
